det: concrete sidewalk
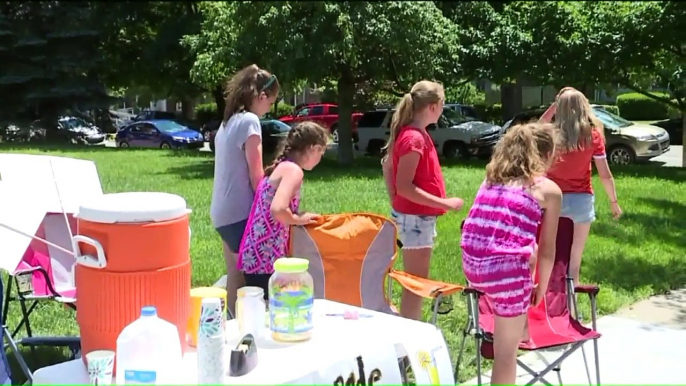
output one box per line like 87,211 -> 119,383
461,289 -> 686,385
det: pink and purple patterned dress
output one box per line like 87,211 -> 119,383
461,180 -> 543,317
237,170 -> 300,275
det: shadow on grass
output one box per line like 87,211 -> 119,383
608,163 -> 686,183
6,345 -> 73,384
0,142 -> 117,154
588,197 -> 686,294
162,153 -> 492,181
584,251 -> 686,295
593,198 -> 686,250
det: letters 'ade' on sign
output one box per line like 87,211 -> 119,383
314,343 -> 402,385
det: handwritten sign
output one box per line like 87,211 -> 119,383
402,327 -> 454,385
314,343 -> 402,385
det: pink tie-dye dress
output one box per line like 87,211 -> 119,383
461,180 -> 543,317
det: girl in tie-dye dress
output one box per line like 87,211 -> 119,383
237,122 -> 329,299
461,123 -> 563,386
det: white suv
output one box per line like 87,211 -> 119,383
355,108 -> 502,159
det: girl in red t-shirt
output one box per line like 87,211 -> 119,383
381,80 -> 464,320
540,88 -> 622,286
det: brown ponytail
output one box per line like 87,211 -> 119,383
264,121 -> 329,176
223,64 -> 280,123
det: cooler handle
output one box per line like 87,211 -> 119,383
72,235 -> 108,269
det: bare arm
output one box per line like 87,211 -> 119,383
270,163 -> 306,225
539,103 -> 556,123
381,158 -> 394,202
537,180 -> 563,293
395,152 -> 449,210
593,157 -> 618,202
245,135 -> 264,191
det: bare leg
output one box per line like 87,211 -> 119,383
223,242 -> 245,318
569,222 -> 592,286
492,313 -> 528,385
400,247 -> 432,320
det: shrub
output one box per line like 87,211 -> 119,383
473,103 -> 502,124
616,92 -> 673,121
445,83 -> 486,106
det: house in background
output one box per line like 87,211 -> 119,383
480,80 -> 671,107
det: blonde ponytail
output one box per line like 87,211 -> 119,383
381,93 -> 414,163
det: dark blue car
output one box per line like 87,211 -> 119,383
116,120 -> 205,150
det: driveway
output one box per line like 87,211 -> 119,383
651,145 -> 682,167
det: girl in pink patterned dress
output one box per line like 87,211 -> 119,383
237,122 -> 329,299
461,123 -> 563,386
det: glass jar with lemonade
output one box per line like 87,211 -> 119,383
268,258 -> 314,342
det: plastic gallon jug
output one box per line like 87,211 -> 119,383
75,192 -> 192,370
116,306 -> 183,385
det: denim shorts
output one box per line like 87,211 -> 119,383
391,210 -> 438,249
215,219 -> 249,253
560,193 -> 596,224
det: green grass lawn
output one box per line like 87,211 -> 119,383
2,143 -> 685,383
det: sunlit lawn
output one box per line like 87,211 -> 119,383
2,143 -> 685,383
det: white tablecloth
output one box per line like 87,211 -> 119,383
32,299 -> 443,385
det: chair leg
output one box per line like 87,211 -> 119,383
1,276 -> 11,326
430,295 -> 441,325
14,299 -> 36,339
453,318 -> 472,383
590,297 -> 601,386
3,326 -> 32,384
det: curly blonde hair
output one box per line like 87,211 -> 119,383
555,89 -> 603,151
486,123 -> 560,185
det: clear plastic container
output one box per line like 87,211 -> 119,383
236,286 -> 266,338
116,306 -> 183,384
268,258 -> 314,342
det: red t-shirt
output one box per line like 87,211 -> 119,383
547,129 -> 606,194
391,127 -> 447,216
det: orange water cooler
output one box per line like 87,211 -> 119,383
73,192 -> 192,371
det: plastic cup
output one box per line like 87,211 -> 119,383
86,350 -> 115,385
187,287 -> 227,347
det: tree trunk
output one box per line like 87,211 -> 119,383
336,73 -> 355,165
682,110 -> 686,167
182,97 -> 196,120
500,80 -> 523,122
212,84 -> 225,120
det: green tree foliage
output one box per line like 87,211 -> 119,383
0,2 -> 113,125
94,1 -> 206,107
188,1 -> 461,165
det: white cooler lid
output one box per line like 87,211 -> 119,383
77,192 -> 191,224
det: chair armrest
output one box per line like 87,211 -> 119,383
14,266 -> 43,276
463,287 -> 484,296
20,336 -> 80,348
575,284 -> 600,296
388,270 -> 464,299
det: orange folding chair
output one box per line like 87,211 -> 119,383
289,213 -> 464,325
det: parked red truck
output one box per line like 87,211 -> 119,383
278,103 -> 363,143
